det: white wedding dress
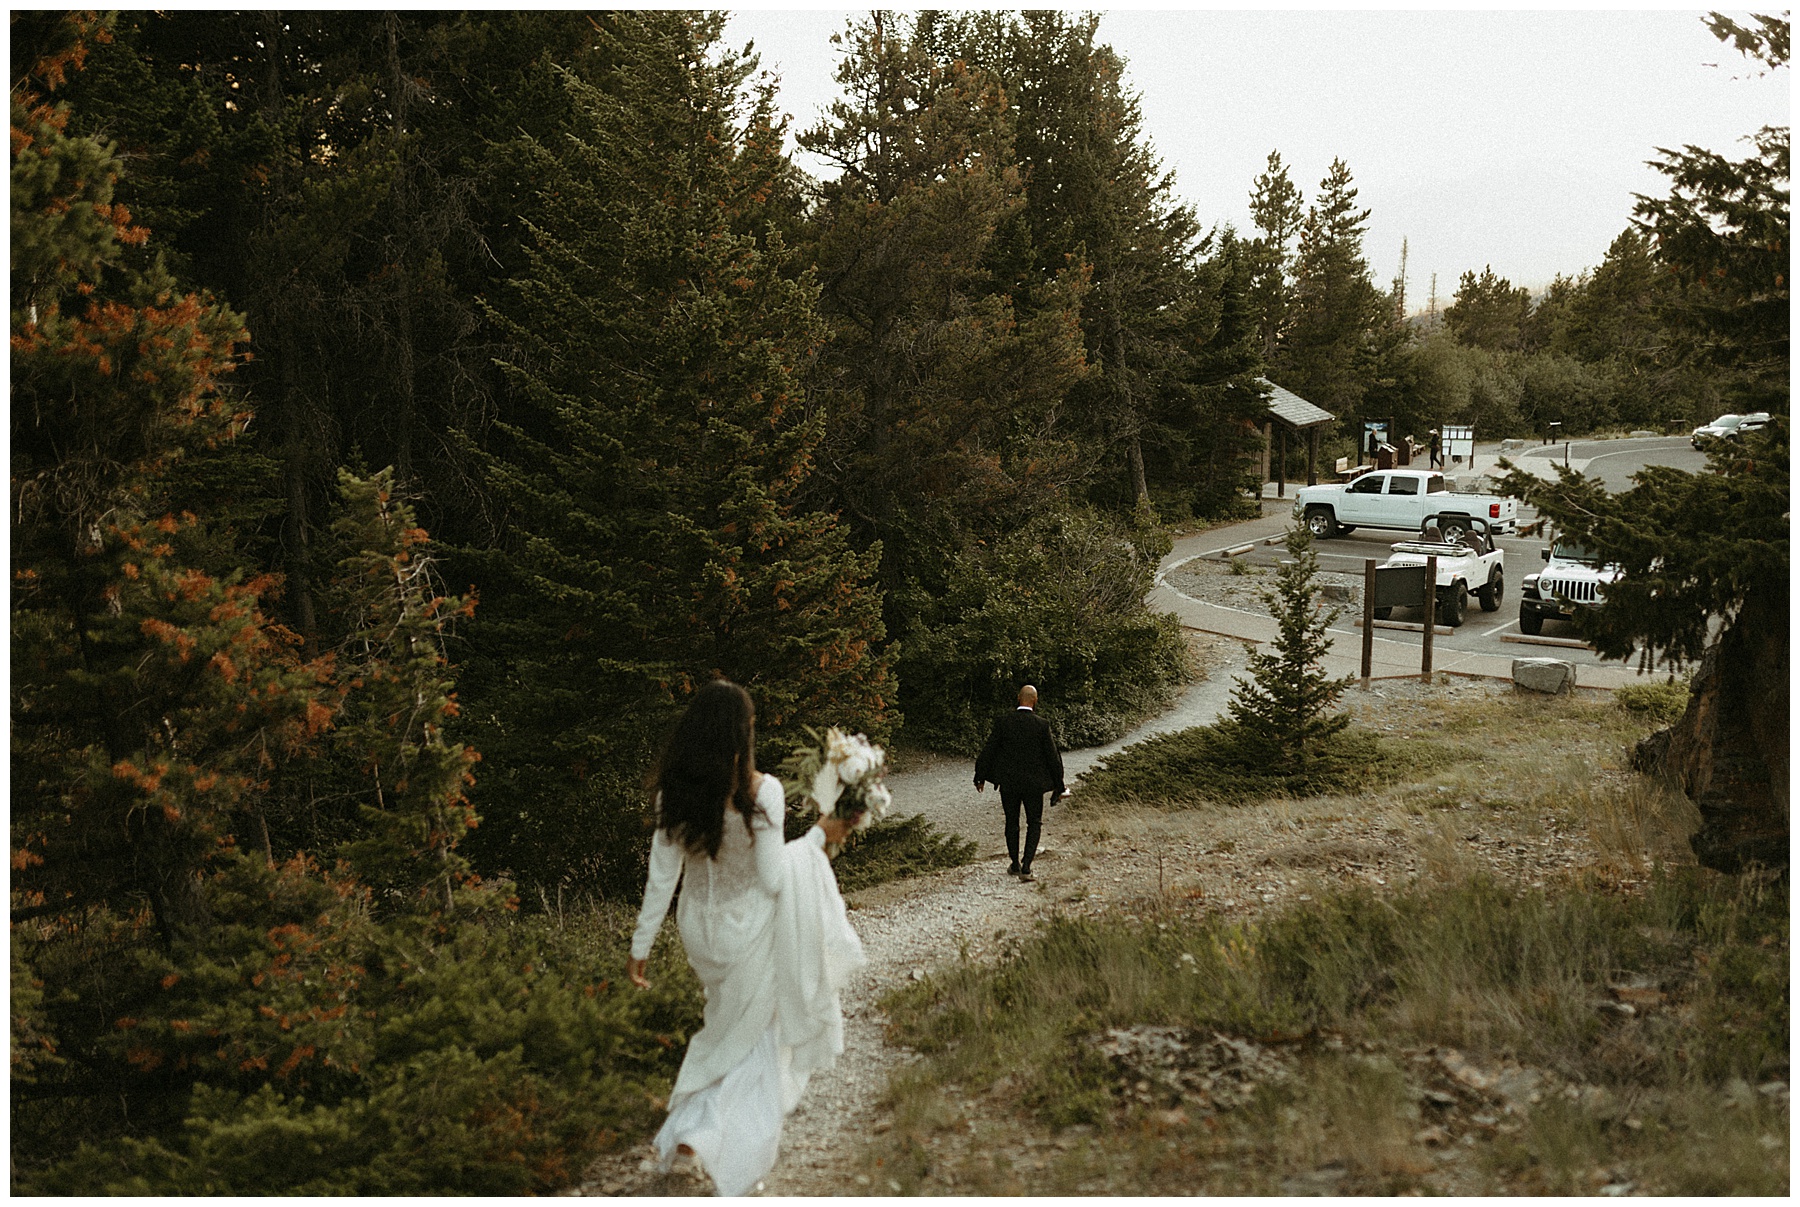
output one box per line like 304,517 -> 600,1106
631,774 -> 865,1196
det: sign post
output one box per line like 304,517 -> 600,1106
1361,558 -> 1375,684
1420,556 -> 1437,677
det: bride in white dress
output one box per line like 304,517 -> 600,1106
627,679 -> 865,1196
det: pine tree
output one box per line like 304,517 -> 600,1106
1220,526 -> 1353,769
1246,150 -> 1304,360
1281,158 -> 1387,419
1500,13 -> 1788,872
798,11 -> 1089,556
1443,265 -> 1533,351
463,12 -> 891,896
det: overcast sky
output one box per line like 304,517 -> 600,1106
720,7 -> 1789,310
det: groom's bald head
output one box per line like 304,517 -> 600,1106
1018,684 -> 1038,707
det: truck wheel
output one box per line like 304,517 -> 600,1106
1518,608 -> 1544,636
1439,583 -> 1467,627
1304,507 -> 1339,540
1439,516 -> 1470,544
1478,567 -> 1504,612
1372,607 -> 1392,621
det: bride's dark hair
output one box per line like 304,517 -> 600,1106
652,678 -> 759,859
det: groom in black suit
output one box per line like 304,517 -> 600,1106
973,684 -> 1066,878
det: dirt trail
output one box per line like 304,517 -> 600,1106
570,644 -> 1252,1196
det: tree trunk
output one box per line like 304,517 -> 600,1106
1634,586 -> 1788,871
1127,436 -> 1149,507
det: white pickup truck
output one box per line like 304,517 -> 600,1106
1291,469 -> 1519,542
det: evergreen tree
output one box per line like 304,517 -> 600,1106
1501,12 -> 1789,872
1281,158 -> 1387,419
464,12 -> 890,896
1140,228 -> 1270,519
941,10 -> 1214,510
1443,265 -> 1532,351
799,11 -> 1191,748
1219,526 -> 1353,769
1245,150 -> 1304,360
1634,123 -> 1789,414
797,11 -> 1088,563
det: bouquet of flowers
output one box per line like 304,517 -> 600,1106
778,726 -> 891,852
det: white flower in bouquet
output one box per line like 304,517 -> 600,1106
784,727 -> 890,839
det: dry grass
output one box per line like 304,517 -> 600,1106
855,682 -> 1788,1196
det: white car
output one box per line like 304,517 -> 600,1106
1519,540 -> 1621,637
1691,412 -> 1770,447
1371,514 -> 1506,628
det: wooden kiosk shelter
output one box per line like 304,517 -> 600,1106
1257,377 -> 1335,497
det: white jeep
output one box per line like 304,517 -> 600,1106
1519,539 -> 1620,636
1371,514 -> 1506,628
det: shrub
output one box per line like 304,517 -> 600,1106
782,812 -> 978,894
832,815 -> 979,894
895,508 -> 1188,752
17,907 -> 700,1195
1615,678 -> 1691,726
1077,723 -> 1438,806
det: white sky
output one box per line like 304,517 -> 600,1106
721,7 -> 1790,309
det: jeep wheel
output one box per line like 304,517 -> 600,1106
1477,566 -> 1504,612
1518,608 -> 1544,637
1439,582 -> 1468,627
1439,516 -> 1470,544
1305,506 -> 1339,540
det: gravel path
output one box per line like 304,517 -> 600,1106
572,637 -> 1252,1197
570,566 -> 1619,1197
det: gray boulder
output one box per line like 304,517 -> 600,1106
1513,657 -> 1576,694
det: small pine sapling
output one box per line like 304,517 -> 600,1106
1220,525 -> 1353,770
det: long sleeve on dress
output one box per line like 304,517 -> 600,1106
631,826 -> 685,961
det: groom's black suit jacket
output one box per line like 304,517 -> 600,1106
974,707 -> 1065,797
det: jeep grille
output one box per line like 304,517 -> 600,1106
1542,576 -> 1600,604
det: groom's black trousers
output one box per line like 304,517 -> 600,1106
1000,786 -> 1045,870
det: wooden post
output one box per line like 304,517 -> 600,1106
1277,426 -> 1287,498
1421,555 -> 1437,678
1260,420 -> 1272,488
1361,558 -> 1375,685
1307,427 -> 1319,486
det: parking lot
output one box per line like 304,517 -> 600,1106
1156,436 -> 1706,678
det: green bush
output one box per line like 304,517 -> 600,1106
833,814 -> 979,894
895,508 -> 1188,752
782,812 -> 978,894
17,906 -> 701,1195
1615,678 -> 1691,726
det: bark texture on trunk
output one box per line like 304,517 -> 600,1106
1634,588 -> 1788,872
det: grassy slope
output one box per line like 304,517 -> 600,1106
857,685 -> 1788,1196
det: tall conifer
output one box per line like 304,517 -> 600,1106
464,12 -> 889,895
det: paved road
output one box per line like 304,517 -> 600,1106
1506,435 -> 1706,490
1161,437 -> 1701,682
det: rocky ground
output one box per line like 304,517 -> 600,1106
566,556 -> 1681,1196
1163,553 -> 1367,615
